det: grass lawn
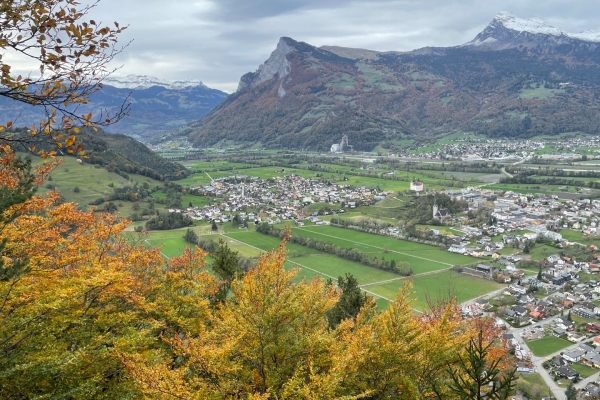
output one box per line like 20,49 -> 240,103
560,229 -> 599,244
526,336 -> 572,357
529,244 -> 561,261
146,237 -> 194,258
289,255 -> 400,285
571,363 -> 599,378
225,231 -> 324,256
367,271 -> 504,312
515,373 -> 551,397
294,225 -> 475,266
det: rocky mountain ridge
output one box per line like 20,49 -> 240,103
176,12 -> 600,152
463,11 -> 600,50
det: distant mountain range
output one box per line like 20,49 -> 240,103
0,75 -> 227,141
176,12 -> 600,152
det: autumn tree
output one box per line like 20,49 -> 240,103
0,0 -> 129,155
124,238 -> 342,398
331,284 -> 470,399
0,185 -> 166,397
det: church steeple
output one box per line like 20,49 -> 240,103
433,196 -> 438,219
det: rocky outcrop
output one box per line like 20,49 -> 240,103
237,37 -> 294,92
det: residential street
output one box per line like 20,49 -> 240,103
508,314 -> 600,400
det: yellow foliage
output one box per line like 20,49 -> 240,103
0,149 -> 515,399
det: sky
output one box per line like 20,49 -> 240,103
11,0 -> 600,92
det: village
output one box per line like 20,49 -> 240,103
165,163 -> 600,398
387,135 -> 600,162
174,174 -> 388,224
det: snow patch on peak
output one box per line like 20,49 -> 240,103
492,11 -> 563,36
463,12 -> 600,48
103,74 -> 207,90
491,11 -> 600,42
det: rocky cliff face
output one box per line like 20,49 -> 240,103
237,37 -> 294,93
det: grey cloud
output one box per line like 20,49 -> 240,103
20,0 -> 599,92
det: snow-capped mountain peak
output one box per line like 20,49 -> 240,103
464,12 -> 600,49
492,12 -> 563,36
102,74 -> 207,90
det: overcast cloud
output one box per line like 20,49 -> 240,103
12,0 -> 600,92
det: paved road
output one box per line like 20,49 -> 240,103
501,167 -> 514,178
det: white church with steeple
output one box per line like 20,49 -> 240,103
432,197 -> 450,220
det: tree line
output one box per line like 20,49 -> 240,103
499,174 -> 600,189
256,223 -> 412,275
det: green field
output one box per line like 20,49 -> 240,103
560,229 -> 599,244
222,227 -> 502,309
38,156 -> 164,216
147,237 -> 194,258
526,336 -> 572,357
529,244 -> 561,261
293,225 -> 476,266
366,271 -> 504,311
289,255 -> 400,285
225,231 -> 324,256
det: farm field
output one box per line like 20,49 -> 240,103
365,271 -> 504,312
526,336 -> 572,357
225,231 -> 324,256
293,225 -> 475,265
180,160 -> 255,170
147,237 -> 194,258
223,227 -> 502,308
289,255 -> 400,285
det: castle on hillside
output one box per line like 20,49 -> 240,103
410,179 -> 424,192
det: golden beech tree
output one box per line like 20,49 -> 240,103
124,239 -> 345,399
0,151 -> 166,397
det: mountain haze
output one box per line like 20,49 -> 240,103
180,12 -> 600,151
0,75 -> 227,141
